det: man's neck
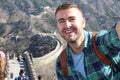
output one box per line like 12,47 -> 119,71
69,33 -> 84,54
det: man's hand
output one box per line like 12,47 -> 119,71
116,21 -> 120,40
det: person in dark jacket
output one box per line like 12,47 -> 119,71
15,69 -> 29,80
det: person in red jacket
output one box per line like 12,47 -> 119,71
0,51 -> 6,80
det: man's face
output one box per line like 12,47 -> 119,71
56,8 -> 86,42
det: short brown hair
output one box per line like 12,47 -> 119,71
55,2 -> 83,16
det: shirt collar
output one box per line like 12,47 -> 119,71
83,30 -> 90,48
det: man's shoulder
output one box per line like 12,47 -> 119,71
15,76 -> 29,80
15,76 -> 24,80
97,30 -> 108,37
14,77 -> 20,80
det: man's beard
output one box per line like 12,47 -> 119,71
65,34 -> 79,43
61,27 -> 78,42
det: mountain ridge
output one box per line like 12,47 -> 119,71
0,0 -> 120,54
0,0 -> 120,35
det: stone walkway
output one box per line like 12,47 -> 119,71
8,58 -> 29,80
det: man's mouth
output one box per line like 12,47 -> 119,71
64,29 -> 73,34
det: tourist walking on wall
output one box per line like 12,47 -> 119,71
55,2 -> 120,80
15,69 -> 29,80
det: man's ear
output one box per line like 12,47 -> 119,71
82,18 -> 86,28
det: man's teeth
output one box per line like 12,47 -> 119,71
65,30 -> 72,34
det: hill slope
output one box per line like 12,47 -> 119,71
0,0 -> 120,37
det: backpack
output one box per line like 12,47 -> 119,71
0,51 -> 6,80
60,32 -> 120,78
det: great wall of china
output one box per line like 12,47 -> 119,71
6,34 -> 66,80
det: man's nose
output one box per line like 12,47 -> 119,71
65,21 -> 72,28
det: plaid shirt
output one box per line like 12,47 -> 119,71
56,25 -> 120,80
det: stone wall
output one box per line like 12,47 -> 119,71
23,52 -> 38,80
6,37 -> 66,80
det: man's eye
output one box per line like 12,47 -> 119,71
69,18 -> 75,21
59,20 -> 65,23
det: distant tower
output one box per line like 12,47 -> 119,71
28,14 -> 33,33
